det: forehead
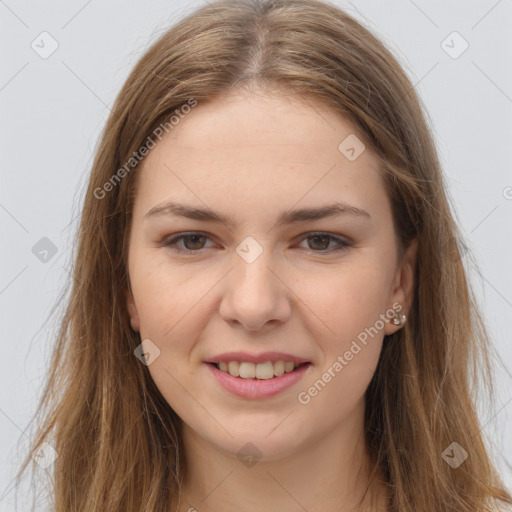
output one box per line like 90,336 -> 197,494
134,90 -> 388,222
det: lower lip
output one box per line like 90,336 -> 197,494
205,362 -> 311,399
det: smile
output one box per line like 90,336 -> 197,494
205,361 -> 312,399
215,360 -> 300,379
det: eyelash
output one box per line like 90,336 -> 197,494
162,231 -> 351,255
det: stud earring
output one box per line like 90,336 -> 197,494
392,312 -> 407,326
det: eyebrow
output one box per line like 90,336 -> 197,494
144,200 -> 371,228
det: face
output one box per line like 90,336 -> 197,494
125,88 -> 417,461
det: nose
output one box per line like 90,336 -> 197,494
219,248 -> 291,331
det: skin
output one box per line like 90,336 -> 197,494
125,87 -> 418,512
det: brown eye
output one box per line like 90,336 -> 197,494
298,232 -> 350,253
180,234 -> 207,250
164,233 -> 213,253
306,234 -> 331,251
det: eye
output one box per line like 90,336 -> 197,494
163,232 -> 214,253
296,232 -> 351,253
162,231 -> 351,255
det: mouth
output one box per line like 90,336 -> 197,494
207,360 -> 310,380
205,360 -> 312,399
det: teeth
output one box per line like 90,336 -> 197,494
215,360 -> 303,379
255,361 -> 273,380
239,362 -> 256,379
273,360 -> 284,376
228,361 -> 240,377
284,361 -> 294,373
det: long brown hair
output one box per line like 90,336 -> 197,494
13,0 -> 512,510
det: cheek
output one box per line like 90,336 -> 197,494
292,261 -> 390,408
294,267 -> 387,420
295,259 -> 392,343
129,251 -> 210,338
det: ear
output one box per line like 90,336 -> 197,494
384,238 -> 418,336
125,287 -> 140,332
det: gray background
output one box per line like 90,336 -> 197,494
1,0 -> 511,509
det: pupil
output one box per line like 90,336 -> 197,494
309,235 -> 329,250
185,234 -> 205,250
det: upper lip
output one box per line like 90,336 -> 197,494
205,351 -> 311,365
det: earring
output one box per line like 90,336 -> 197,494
392,312 -> 407,326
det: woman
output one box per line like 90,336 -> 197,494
15,0 -> 512,510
